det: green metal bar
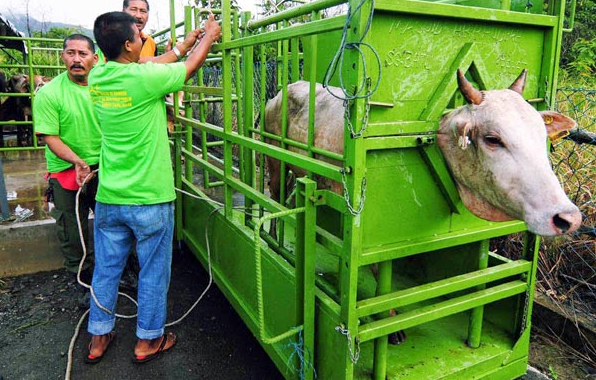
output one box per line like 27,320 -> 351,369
276,28 -> 291,246
0,92 -> 36,97
520,233 -> 540,335
177,3 -> 193,243
174,131 -> 183,242
420,42 -> 475,121
467,240 -> 490,348
290,37 -> 299,83
0,147 -> 43,152
545,0 -> 567,103
233,9 -> 243,190
258,33 -> 267,204
562,0 -> 576,32
418,144 -> 463,215
500,0 -> 511,10
25,38 -> 37,148
0,121 -> 33,125
182,6 -> 193,182
256,129 -> 343,161
295,178 -> 317,380
0,36 -> 62,42
246,0 -> 344,29
373,261 -> 392,380
374,0 -> 558,27
225,17 -> 345,50
181,85 -> 225,96
362,121 -> 436,137
358,281 -> 528,343
222,0 -> 234,219
364,134 -> 435,150
0,64 -> 63,70
241,11 -> 256,226
187,96 -> 239,103
336,0 -> 372,376
357,259 -> 531,318
360,221 -> 527,265
306,10 -> 320,183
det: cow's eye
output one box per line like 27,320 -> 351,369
484,135 -> 504,148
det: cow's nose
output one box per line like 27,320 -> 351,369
553,209 -> 582,234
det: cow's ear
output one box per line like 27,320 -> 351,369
540,111 -> 576,142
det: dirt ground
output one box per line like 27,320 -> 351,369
0,247 -> 283,380
0,246 -> 594,380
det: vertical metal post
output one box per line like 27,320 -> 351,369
467,239 -> 490,348
26,39 -> 37,148
0,154 -> 9,219
258,30 -> 267,205
500,0 -> 511,10
183,6 -> 193,184
222,0 -> 234,219
520,232 -> 540,334
295,177 -> 317,380
372,260 -> 392,380
276,30 -> 290,245
241,12 -> 255,223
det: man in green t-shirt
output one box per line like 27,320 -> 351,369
84,11 -> 220,364
33,34 -> 101,283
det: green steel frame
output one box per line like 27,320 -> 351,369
172,1 -> 574,379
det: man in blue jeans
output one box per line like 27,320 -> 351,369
84,11 -> 220,364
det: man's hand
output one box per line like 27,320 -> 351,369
178,29 -> 202,56
203,13 -> 221,44
75,161 -> 94,187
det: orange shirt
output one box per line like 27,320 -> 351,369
140,32 -> 157,58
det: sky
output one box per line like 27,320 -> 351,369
0,0 -> 260,33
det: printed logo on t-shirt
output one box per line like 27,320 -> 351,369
90,84 -> 132,108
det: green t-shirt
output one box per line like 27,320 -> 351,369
88,61 -> 186,205
33,71 -> 102,173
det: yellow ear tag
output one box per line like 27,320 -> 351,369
543,114 -> 554,125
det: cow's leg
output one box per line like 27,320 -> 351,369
370,263 -> 407,345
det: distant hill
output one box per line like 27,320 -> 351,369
0,12 -> 92,37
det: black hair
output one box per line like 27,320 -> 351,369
63,34 -> 95,53
123,0 -> 150,11
93,12 -> 137,61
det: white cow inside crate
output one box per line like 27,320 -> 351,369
264,70 -> 582,237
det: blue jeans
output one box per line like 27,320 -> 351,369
88,201 -> 174,340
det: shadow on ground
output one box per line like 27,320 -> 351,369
0,247 -> 284,380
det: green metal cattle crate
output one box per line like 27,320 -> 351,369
173,1 -> 574,379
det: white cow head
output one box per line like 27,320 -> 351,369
437,69 -> 581,236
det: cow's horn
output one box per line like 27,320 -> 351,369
509,69 -> 528,95
457,69 -> 483,105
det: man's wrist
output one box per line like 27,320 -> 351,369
172,45 -> 182,60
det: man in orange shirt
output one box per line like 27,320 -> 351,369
123,0 -> 157,60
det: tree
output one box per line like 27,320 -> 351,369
560,0 -> 596,72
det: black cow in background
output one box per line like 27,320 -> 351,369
0,72 -> 51,147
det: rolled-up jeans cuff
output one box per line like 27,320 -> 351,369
88,318 -> 116,336
136,326 -> 164,340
